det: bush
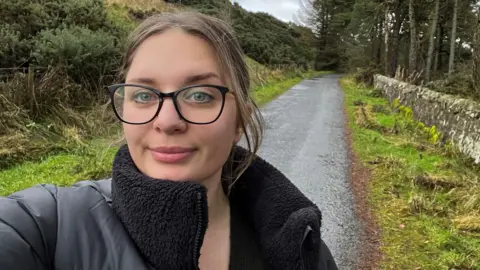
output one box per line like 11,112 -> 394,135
425,73 -> 479,102
0,0 -> 51,38
0,24 -> 31,67
105,4 -> 138,40
0,0 -> 108,36
32,25 -> 122,92
353,65 -> 380,87
58,0 -> 109,31
0,0 -> 111,68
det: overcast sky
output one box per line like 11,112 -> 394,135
234,0 -> 301,22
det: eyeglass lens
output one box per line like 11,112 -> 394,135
112,85 -> 225,124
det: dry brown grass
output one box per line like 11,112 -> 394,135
354,104 -> 381,130
0,103 -> 119,169
104,0 -> 181,12
0,95 -> 29,135
453,187 -> 480,214
454,215 -> 480,232
0,66 -> 120,168
246,57 -> 277,89
413,173 -> 465,190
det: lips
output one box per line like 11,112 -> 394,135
150,146 -> 195,163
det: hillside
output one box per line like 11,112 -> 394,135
0,0 -> 322,169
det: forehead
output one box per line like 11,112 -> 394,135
126,28 -> 223,87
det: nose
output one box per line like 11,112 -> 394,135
152,98 -> 187,134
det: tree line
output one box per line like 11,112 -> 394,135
166,0 -> 318,68
297,0 -> 480,100
2,0 -> 478,105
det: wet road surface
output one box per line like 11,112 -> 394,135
242,74 -> 362,269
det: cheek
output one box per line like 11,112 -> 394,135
198,102 -> 238,152
123,123 -> 149,144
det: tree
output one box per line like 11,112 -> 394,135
425,0 -> 441,82
387,0 -> 407,77
408,0 -> 418,73
230,3 -> 316,66
344,0 -> 384,69
297,0 -> 356,71
448,0 -> 459,75
473,4 -> 480,90
295,0 -> 478,97
384,1 -> 391,75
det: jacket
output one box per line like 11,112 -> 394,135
0,145 -> 338,270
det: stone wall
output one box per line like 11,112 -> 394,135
374,74 -> 480,164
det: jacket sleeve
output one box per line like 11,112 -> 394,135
0,184 -> 58,270
319,239 -> 338,270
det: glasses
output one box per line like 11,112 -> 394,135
107,83 -> 230,125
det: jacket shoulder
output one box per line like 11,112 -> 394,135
0,179 -> 113,269
0,184 -> 59,269
72,178 -> 112,202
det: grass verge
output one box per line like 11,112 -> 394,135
0,139 -> 119,196
340,75 -> 480,269
253,70 -> 331,106
0,70 -> 330,196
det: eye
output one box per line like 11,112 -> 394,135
182,88 -> 214,103
132,90 -> 157,103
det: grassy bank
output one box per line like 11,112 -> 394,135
341,76 -> 480,269
253,70 -> 331,106
0,71 -> 329,196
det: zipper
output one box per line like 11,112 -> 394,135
192,192 -> 206,270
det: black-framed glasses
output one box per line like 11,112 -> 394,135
107,83 -> 230,125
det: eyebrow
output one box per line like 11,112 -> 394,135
184,72 -> 221,85
128,72 -> 221,87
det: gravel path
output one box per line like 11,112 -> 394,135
243,74 -> 363,269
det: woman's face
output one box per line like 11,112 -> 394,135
123,28 -> 242,184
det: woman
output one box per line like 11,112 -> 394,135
0,11 -> 337,270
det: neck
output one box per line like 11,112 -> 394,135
197,171 -> 231,270
203,170 -> 230,225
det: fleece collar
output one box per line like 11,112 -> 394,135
111,144 -> 322,270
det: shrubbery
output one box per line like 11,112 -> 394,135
0,24 -> 30,68
0,0 -> 127,109
0,0 -> 113,67
32,25 -> 122,90
0,0 -> 126,167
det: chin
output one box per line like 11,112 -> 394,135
145,165 -> 190,182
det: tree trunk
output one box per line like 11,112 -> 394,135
388,6 -> 404,77
448,0 -> 458,75
408,0 -> 418,73
439,25 -> 445,71
384,3 -> 390,75
473,8 -> 480,91
376,19 -> 383,66
425,0 -> 440,82
434,25 -> 442,72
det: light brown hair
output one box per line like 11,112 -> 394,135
119,11 -> 264,189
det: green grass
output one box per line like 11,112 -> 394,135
0,71 -> 330,196
0,139 -> 118,196
341,76 -> 480,269
253,70 -> 331,106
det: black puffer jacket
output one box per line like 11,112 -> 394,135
0,145 -> 338,270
